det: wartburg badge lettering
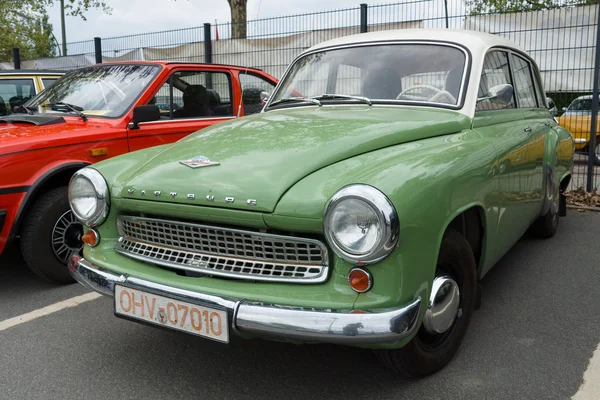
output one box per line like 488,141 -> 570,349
179,155 -> 220,169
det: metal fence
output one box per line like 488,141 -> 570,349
6,0 -> 600,191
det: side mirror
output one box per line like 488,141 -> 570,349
562,107 -> 567,112
128,104 -> 160,129
260,91 -> 270,107
477,84 -> 514,105
260,92 -> 271,106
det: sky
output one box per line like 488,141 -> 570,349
46,0 -> 372,44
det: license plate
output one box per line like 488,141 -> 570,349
114,285 -> 229,343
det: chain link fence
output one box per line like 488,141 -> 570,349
3,0 -> 600,191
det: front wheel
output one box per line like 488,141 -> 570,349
375,229 -> 477,378
20,187 -> 81,284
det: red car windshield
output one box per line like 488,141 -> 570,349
26,64 -> 160,118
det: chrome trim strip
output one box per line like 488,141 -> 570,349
115,238 -> 329,283
68,255 -> 422,345
115,215 -> 329,283
138,116 -> 233,125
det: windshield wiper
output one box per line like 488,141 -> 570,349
268,97 -> 321,107
12,105 -> 35,115
41,102 -> 88,121
311,94 -> 372,106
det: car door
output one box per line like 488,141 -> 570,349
238,71 -> 277,115
472,50 -> 538,265
511,53 -> 550,214
127,68 -> 236,152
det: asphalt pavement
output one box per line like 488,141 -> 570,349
1,212 -> 599,400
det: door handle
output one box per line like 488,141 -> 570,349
524,126 -> 532,133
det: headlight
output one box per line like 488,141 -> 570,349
324,184 -> 399,264
68,168 -> 110,227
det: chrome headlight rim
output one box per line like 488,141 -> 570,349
323,184 -> 399,264
68,168 -> 110,227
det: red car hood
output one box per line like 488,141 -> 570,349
0,115 -> 118,156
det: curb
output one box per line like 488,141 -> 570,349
567,205 -> 600,212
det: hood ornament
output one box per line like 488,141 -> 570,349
179,155 -> 220,169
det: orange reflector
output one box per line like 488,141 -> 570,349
90,148 -> 108,157
348,268 -> 372,293
82,229 -> 99,247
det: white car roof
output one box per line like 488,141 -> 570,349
303,29 -> 525,58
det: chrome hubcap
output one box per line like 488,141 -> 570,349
423,276 -> 460,334
52,210 -> 83,264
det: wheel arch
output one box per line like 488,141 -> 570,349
9,162 -> 90,240
441,204 -> 486,275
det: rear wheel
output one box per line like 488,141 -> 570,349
529,164 -> 560,238
20,187 -> 80,284
375,229 -> 477,378
594,140 -> 600,166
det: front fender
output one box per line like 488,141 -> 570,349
269,130 -> 496,330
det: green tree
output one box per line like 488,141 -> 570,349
0,5 -> 55,62
0,0 -> 112,62
465,0 -> 597,14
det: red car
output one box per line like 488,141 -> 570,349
0,61 -> 278,283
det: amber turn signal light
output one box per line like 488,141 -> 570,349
81,229 -> 100,247
348,268 -> 372,293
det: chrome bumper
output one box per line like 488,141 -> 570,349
69,255 -> 421,345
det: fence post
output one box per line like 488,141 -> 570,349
586,5 -> 600,192
360,4 -> 368,33
12,48 -> 20,69
444,0 -> 449,28
94,37 -> 102,64
204,23 -> 213,64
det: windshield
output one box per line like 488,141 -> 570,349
565,98 -> 592,115
25,64 -> 160,118
268,43 -> 467,108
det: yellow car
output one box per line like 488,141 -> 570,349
0,69 -> 64,116
557,95 -> 600,164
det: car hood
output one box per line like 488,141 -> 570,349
120,106 -> 471,213
0,115 -> 113,156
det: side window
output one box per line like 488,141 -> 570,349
0,78 -> 36,115
239,72 -> 276,115
150,71 -> 233,119
476,51 -> 515,111
42,78 -> 59,89
511,55 -> 538,108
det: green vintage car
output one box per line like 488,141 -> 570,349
67,29 -> 574,377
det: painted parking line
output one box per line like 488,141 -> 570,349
0,292 -> 102,332
572,343 -> 600,400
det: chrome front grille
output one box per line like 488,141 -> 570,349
115,216 -> 329,283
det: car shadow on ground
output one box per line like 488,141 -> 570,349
0,244 -> 85,321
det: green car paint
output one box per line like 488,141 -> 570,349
82,100 -> 573,349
